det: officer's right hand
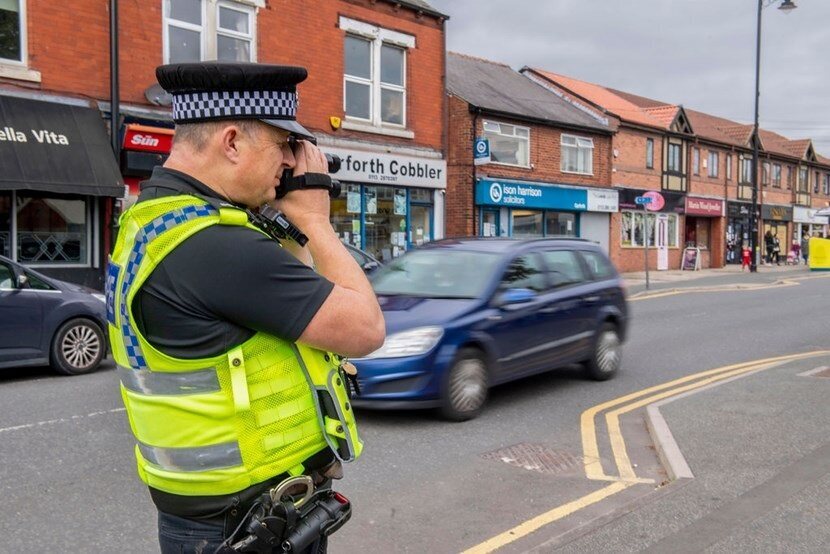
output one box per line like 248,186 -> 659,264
275,140 -> 331,228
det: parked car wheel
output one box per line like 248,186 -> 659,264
50,318 -> 105,375
441,348 -> 489,421
583,322 -> 622,381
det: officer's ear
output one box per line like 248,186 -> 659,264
218,124 -> 245,164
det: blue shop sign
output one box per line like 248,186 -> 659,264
475,179 -> 587,211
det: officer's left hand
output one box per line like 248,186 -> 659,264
292,140 -> 328,177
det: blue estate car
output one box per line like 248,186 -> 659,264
352,238 -> 628,420
0,255 -> 107,375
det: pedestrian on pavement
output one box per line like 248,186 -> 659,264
791,239 -> 801,265
802,233 -> 810,265
764,230 -> 775,264
741,242 -> 752,271
772,235 -> 782,265
106,62 -> 384,553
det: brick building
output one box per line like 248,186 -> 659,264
0,0 -> 447,287
521,68 -> 830,272
447,53 -> 616,250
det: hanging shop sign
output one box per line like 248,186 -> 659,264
685,197 -> 724,217
320,146 -> 446,189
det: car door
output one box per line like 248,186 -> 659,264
0,260 -> 44,364
577,248 -> 625,341
482,252 -> 549,379
534,248 -> 594,368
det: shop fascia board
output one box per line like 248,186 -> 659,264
479,174 -> 614,196
313,133 -> 443,160
468,105 -> 614,137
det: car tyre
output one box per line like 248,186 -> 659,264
583,322 -> 622,381
50,318 -> 105,376
440,348 -> 489,421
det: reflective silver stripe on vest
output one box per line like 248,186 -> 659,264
118,365 -> 220,396
138,441 -> 243,472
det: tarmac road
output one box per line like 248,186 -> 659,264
0,270 -> 828,553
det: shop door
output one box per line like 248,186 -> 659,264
481,209 -> 500,237
409,204 -> 432,247
656,214 -> 669,270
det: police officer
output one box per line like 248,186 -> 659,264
106,62 -> 385,553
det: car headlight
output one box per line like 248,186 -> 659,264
92,293 -> 106,303
364,326 -> 444,359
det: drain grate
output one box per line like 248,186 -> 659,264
798,366 -> 830,378
481,443 -> 583,476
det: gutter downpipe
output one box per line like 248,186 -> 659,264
472,107 -> 481,236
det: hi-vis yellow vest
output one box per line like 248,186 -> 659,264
106,195 -> 362,497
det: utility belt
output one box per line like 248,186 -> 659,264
215,476 -> 351,554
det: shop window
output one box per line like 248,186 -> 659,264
707,151 -> 719,178
363,185 -> 407,262
772,163 -> 782,188
331,184 -> 362,249
511,209 -> 542,237
685,217 -> 711,249
164,0 -> 256,64
483,120 -> 530,167
0,192 -> 10,258
0,0 -> 22,63
692,147 -> 700,176
621,211 -> 678,248
501,253 -> 546,292
545,211 -> 576,236
561,134 -> 593,175
646,138 -> 654,169
540,250 -> 585,288
341,17 -> 413,130
15,194 -> 89,265
580,250 -> 616,281
726,154 -> 733,180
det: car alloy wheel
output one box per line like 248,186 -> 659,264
51,318 -> 105,375
442,349 -> 489,421
584,323 -> 621,381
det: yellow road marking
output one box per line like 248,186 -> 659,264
464,350 -> 829,553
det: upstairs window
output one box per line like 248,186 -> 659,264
787,166 -> 793,189
798,167 -> 809,192
740,157 -> 752,183
561,134 -> 593,175
341,17 -> 413,130
762,162 -> 770,186
646,138 -> 654,169
772,163 -> 782,188
667,143 -> 682,173
692,147 -> 700,175
824,174 -> 830,196
164,0 -> 256,64
726,154 -> 733,180
707,151 -> 719,178
483,121 -> 530,167
814,171 -> 821,194
0,0 -> 23,63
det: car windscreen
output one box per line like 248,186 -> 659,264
371,249 -> 501,299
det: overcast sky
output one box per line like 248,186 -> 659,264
429,0 -> 829,156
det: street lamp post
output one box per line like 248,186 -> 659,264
750,0 -> 797,272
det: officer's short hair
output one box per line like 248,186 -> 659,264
173,120 -> 263,149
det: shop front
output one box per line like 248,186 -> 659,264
615,188 -> 685,271
761,204 -> 792,263
319,146 -> 445,262
793,206 -> 828,240
0,95 -> 123,288
474,179 -> 618,250
120,123 -> 174,208
683,196 -> 725,269
726,201 -> 752,264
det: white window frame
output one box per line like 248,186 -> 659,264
483,120 -> 530,168
620,210 -> 679,249
0,0 -> 40,82
163,0 -> 259,64
560,134 -> 594,175
340,16 -> 414,138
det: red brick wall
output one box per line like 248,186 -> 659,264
445,95 -> 614,237
612,127 -> 662,190
17,0 -> 445,151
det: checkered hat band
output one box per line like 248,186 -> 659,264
172,90 -> 298,121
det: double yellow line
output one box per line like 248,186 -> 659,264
462,350 -> 828,554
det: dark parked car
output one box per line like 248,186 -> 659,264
344,243 -> 382,274
352,238 -> 628,420
0,255 -> 107,375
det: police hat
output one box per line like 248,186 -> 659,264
156,61 -> 315,140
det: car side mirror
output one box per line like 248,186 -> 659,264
494,287 -> 536,307
362,261 -> 379,272
17,274 -> 29,288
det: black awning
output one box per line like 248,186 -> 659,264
0,95 -> 124,197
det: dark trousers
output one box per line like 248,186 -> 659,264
158,510 -> 327,553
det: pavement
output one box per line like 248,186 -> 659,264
621,262 -> 812,295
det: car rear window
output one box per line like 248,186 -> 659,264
540,250 -> 586,288
580,250 -> 617,280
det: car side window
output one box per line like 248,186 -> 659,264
0,263 -> 15,289
501,254 -> 546,291
540,250 -> 586,288
579,250 -> 617,281
25,271 -> 55,290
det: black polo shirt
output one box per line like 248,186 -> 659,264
133,167 -> 335,516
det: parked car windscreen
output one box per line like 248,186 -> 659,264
372,249 -> 501,298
